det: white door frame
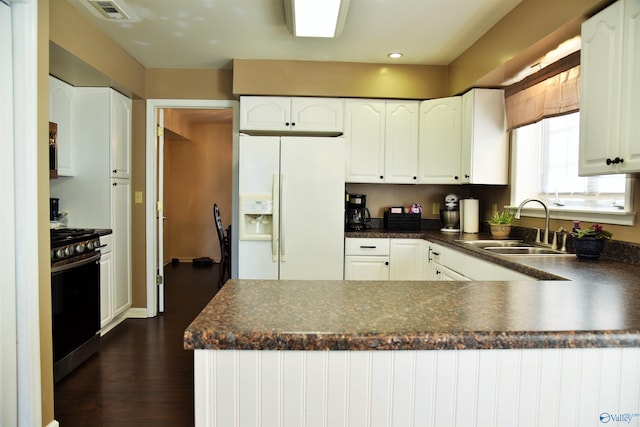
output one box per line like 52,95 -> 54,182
1,0 -> 43,425
145,99 -> 239,317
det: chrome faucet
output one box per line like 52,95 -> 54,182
514,198 -> 550,246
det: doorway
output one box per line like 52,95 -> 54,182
145,100 -> 239,317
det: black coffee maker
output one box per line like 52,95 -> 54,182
345,193 -> 371,231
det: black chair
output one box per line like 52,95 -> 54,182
213,204 -> 231,287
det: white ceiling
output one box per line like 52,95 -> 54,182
66,0 -> 523,70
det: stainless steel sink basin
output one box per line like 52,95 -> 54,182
483,246 -> 568,255
456,240 -> 570,256
456,239 -> 524,248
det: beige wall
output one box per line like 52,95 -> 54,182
164,122 -> 233,263
448,0 -> 613,94
40,1 -> 54,425
233,60 -> 449,99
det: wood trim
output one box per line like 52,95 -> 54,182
504,51 -> 580,98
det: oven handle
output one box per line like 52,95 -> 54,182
51,252 -> 101,274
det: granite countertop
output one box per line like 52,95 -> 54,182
184,279 -> 640,351
184,228 -> 640,352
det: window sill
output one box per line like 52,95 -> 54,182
505,206 -> 636,226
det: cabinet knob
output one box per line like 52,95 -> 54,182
379,175 -> 384,180
113,182 -> 117,186
465,174 -> 470,179
454,176 -> 459,180
285,122 -> 290,126
606,157 -> 624,165
413,176 -> 417,180
113,169 -> 117,173
385,261 -> 389,266
291,122 -> 295,127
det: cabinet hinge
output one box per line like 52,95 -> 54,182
156,125 -> 164,137
156,275 -> 163,285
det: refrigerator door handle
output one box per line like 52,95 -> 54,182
272,173 -> 279,262
280,173 -> 287,262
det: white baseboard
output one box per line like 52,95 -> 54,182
126,307 -> 148,318
46,420 -> 60,427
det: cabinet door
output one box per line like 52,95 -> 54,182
344,256 -> 389,280
291,97 -> 344,133
418,97 -> 462,184
389,239 -> 423,280
110,91 -> 132,178
344,99 -> 386,183
619,0 -> 640,172
99,244 -> 114,329
49,76 -> 75,176
579,1 -> 624,176
111,178 -> 131,317
239,96 -> 291,132
461,89 -> 508,185
384,101 -> 419,184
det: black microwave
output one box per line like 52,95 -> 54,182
49,121 -> 58,179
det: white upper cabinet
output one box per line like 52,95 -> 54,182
580,0 -> 640,175
460,89 -> 509,185
418,96 -> 462,184
619,0 -> 640,172
110,91 -> 132,179
344,99 -> 386,183
384,101 -> 419,183
49,76 -> 75,176
344,99 -> 419,184
239,96 -> 343,134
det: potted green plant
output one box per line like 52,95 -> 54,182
571,222 -> 612,260
488,206 -> 515,239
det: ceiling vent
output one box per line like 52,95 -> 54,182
88,0 -> 130,20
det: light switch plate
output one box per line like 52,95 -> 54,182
135,191 -> 143,204
432,202 -> 440,215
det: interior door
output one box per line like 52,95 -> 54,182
157,109 -> 165,312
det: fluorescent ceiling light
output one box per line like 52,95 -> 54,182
388,52 -> 403,59
284,0 -> 350,38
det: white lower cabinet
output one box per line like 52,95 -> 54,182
347,238 -> 534,281
99,234 -> 114,328
424,239 -> 533,281
344,238 -> 390,280
111,178 -> 132,318
389,239 -> 423,280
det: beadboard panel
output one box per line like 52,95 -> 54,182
194,348 -> 640,427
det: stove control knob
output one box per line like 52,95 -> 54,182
75,243 -> 86,254
64,246 -> 73,256
55,249 -> 65,259
87,240 -> 97,250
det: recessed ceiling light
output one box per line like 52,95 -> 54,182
388,52 -> 403,59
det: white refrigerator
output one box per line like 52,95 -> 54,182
238,135 -> 345,279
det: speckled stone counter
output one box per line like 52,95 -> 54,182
184,279 -> 640,351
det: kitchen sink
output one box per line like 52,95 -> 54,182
483,246 -> 569,256
456,240 -> 570,256
456,239 -> 525,248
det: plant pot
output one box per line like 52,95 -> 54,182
572,236 -> 606,260
489,224 -> 511,240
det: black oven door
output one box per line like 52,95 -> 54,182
51,253 -> 101,369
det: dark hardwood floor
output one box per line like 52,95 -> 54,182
54,262 -> 221,427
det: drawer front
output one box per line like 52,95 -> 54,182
99,234 -> 114,254
345,238 -> 390,256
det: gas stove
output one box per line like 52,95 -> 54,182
50,228 -> 101,265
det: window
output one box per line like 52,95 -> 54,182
511,112 -> 634,225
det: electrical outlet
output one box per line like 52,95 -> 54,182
135,191 -> 143,204
432,202 -> 440,215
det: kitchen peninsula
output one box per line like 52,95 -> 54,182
185,256 -> 640,427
